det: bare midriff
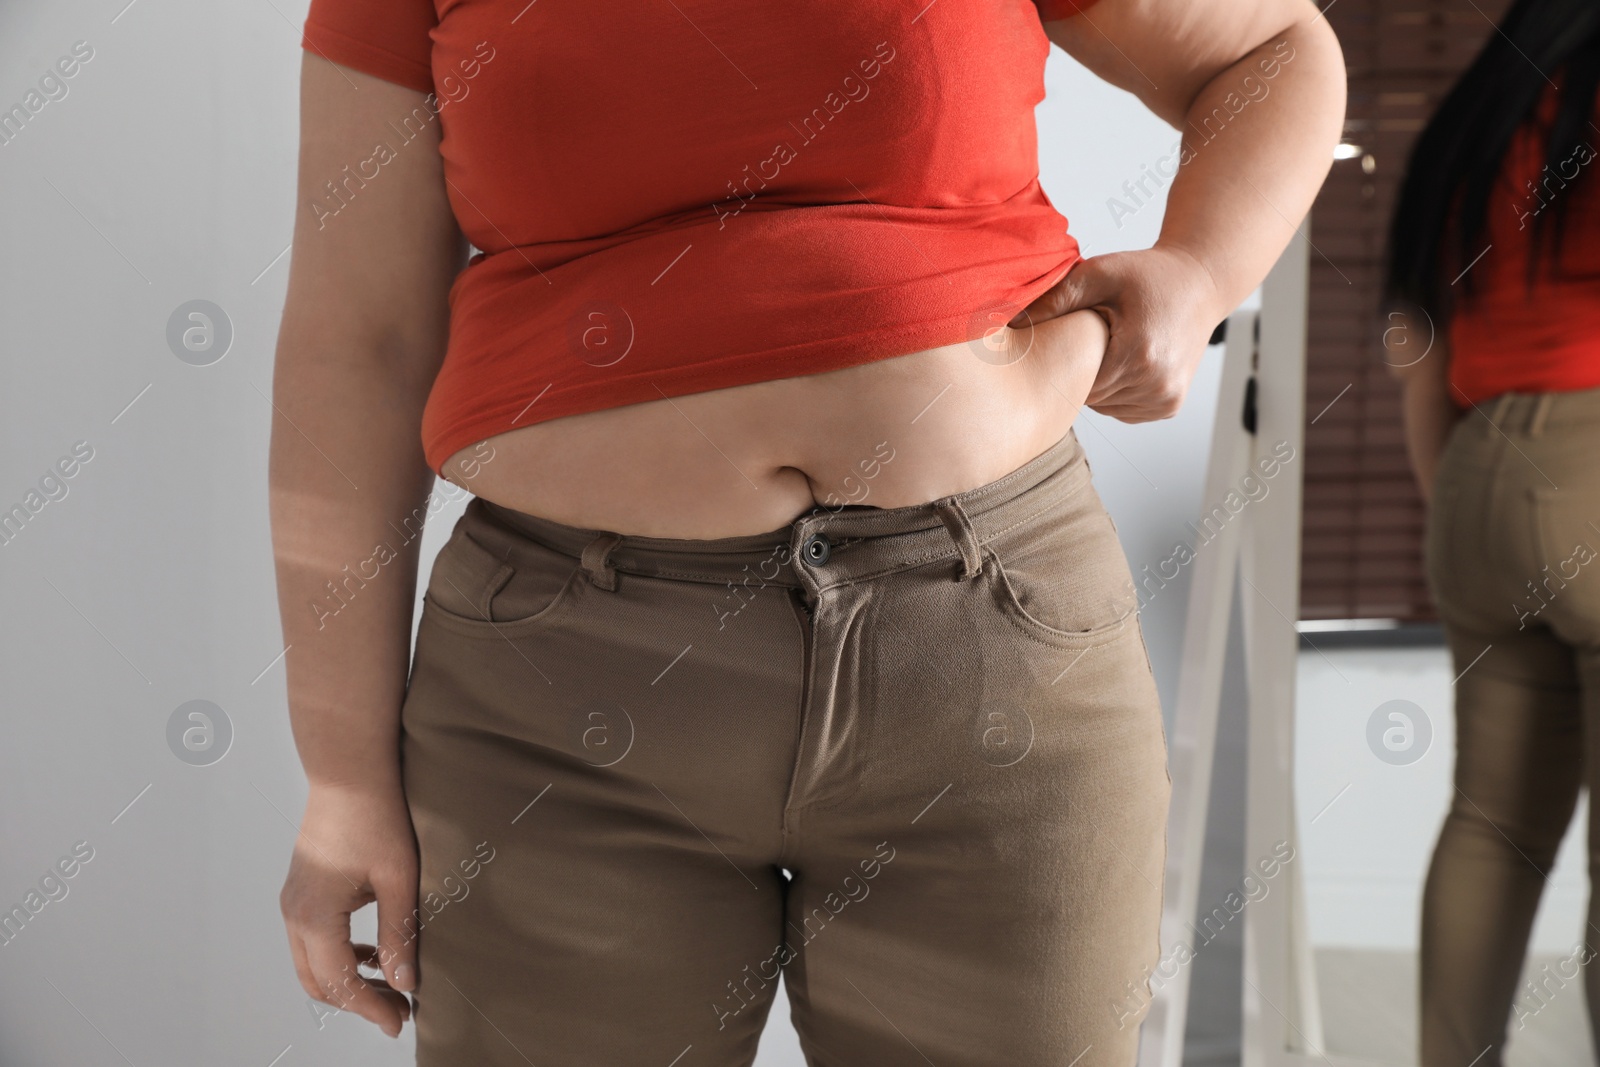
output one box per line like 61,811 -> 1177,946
439,309 -> 1109,540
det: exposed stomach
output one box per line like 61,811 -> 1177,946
439,308 -> 1109,539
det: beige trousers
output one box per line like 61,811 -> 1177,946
1422,386 -> 1600,1067
399,429 -> 1170,1066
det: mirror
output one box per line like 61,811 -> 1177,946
1292,625 -> 1593,1065
1281,1 -> 1600,1063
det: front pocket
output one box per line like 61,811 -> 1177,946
421,521 -> 586,638
983,501 -> 1139,649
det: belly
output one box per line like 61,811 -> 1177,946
441,309 -> 1109,539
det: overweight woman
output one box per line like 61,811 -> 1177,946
1386,2 -> 1600,1063
270,1 -> 1343,1062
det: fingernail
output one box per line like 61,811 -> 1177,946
394,963 -> 414,992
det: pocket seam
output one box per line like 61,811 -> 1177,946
985,546 -> 1135,650
421,570 -> 584,638
422,532 -> 587,638
1530,485 -> 1569,569
1529,485 -> 1600,604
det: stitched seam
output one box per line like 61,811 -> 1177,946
811,490 -> 1080,591
467,465 -> 1082,590
419,562 -> 586,637
473,487 -> 1074,590
949,436 -> 1087,505
975,490 -> 1080,547
640,566 -> 802,586
988,541 -> 1137,647
777,589 -> 812,868
1000,602 -> 1134,652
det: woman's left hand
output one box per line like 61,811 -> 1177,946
1012,245 -> 1225,423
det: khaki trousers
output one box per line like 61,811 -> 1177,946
1422,386 -> 1600,1067
400,429 -> 1171,1066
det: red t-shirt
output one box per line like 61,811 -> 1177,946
300,0 -> 1100,473
1447,85 -> 1600,405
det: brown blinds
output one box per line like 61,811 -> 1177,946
1299,0 -> 1512,622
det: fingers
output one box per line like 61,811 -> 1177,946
1013,256 -> 1120,327
288,929 -> 322,1004
1088,374 -> 1188,421
1087,360 -> 1190,422
373,861 -> 421,994
1084,330 -> 1192,421
290,929 -> 410,1031
305,921 -> 409,1038
354,943 -> 415,1024
1087,402 -> 1167,423
1083,340 -> 1139,411
1030,246 -> 1215,421
1089,389 -> 1187,422
277,788 -> 422,1040
1058,257 -> 1120,318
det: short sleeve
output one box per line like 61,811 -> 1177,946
301,0 -> 437,95
1033,0 -> 1102,19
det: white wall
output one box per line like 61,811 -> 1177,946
0,6 -> 1219,1065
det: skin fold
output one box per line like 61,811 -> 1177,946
269,0 -> 1345,1037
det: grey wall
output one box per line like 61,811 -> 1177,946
0,4 -> 1239,1064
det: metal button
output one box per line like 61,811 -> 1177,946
802,533 -> 831,566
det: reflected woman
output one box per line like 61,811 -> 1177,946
1386,2 -> 1600,1063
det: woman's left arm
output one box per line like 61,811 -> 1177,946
1024,0 -> 1346,420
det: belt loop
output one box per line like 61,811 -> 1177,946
580,532 -> 624,591
1488,392 -> 1516,430
934,498 -> 983,582
1528,392 -> 1554,438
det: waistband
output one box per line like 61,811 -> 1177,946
472,428 -> 1094,592
1479,384 -> 1600,436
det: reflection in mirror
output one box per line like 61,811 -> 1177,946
1293,627 -> 1591,1065
1295,0 -> 1600,1064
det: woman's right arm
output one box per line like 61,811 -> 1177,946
270,54 -> 467,1037
1384,311 -> 1461,504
